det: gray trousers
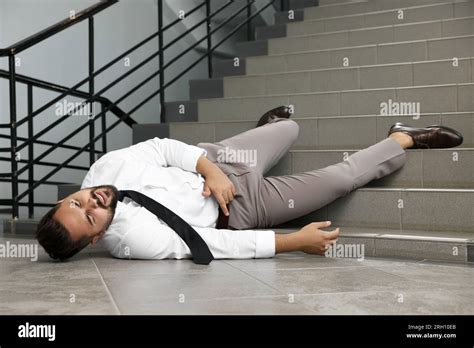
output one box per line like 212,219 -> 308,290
197,118 -> 407,230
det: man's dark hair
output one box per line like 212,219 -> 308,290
36,204 -> 92,261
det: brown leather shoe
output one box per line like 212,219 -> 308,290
256,105 -> 292,127
388,122 -> 463,149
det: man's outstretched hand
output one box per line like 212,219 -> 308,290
196,155 -> 236,216
275,221 -> 340,255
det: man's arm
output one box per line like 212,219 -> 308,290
143,138 -> 236,215
196,155 -> 236,216
275,221 -> 340,255
145,137 -> 207,172
112,220 -> 339,260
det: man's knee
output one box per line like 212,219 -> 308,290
274,118 -> 299,142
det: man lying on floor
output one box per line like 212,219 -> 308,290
36,106 -> 463,264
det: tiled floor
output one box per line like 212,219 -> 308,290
1,236 -> 473,315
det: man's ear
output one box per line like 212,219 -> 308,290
90,232 -> 105,246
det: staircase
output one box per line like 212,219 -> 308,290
4,0 -> 474,263
135,0 -> 474,263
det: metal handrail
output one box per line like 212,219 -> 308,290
0,69 -> 137,129
0,0 -> 117,57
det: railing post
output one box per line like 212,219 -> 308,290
205,0 -> 213,78
101,103 -> 107,154
247,0 -> 252,41
158,0 -> 166,123
27,84 -> 34,218
8,55 -> 19,219
88,16 -> 95,165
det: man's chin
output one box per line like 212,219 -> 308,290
93,185 -> 118,209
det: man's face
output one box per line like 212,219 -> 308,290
54,185 -> 119,245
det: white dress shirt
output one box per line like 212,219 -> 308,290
81,137 -> 275,260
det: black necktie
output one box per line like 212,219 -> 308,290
118,190 -> 214,265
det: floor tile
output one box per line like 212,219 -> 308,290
104,270 -> 281,314
296,288 -> 474,315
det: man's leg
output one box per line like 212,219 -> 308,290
199,117 -> 299,175
259,137 -> 408,227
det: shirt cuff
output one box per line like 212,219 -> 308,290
255,230 -> 276,258
182,145 -> 207,173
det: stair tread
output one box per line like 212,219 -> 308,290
272,15 -> 474,40
164,111 -> 474,124
253,33 -> 474,58
274,226 -> 474,241
224,56 -> 473,77
198,81 -> 474,101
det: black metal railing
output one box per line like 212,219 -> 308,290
0,0 -> 283,219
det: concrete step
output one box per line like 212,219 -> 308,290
275,226 -> 474,263
285,226 -> 474,262
275,8 -> 306,24
303,0 -> 467,20
133,114 -> 473,189
271,148 -> 474,189
288,0 -> 319,10
260,1 -> 473,40
197,83 -> 474,122
246,34 -> 474,74
234,40 -> 268,58
133,122 -> 170,145
53,184 -> 81,210
318,0 -> 360,6
222,58 -> 473,97
163,100 -> 198,123
190,78 -> 224,100
2,218 -> 39,237
137,119 -> 474,189
217,34 -> 474,78
57,184 -> 81,200
265,17 -> 474,55
213,58 -> 246,78
274,0 -> 462,24
277,187 -> 474,233
158,112 -> 473,150
289,2 -> 473,36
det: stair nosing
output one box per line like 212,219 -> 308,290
197,81 -> 474,101
248,33 -> 474,58
288,147 -> 474,153
275,14 -> 474,41
168,111 -> 473,123
341,187 -> 474,193
223,56 -> 473,79
313,0 -> 369,9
